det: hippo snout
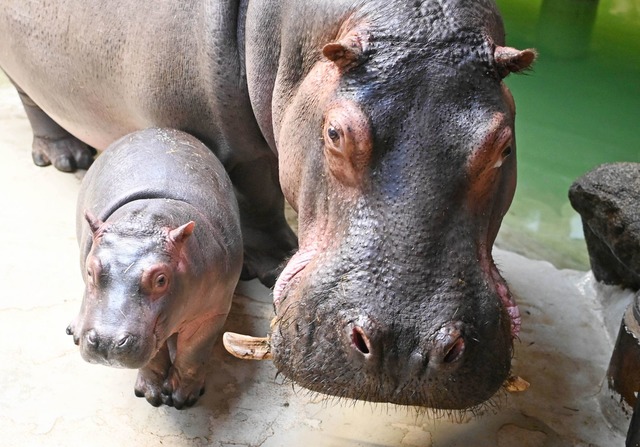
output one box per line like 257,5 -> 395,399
78,328 -> 153,369
264,244 -> 514,409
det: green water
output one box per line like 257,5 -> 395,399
495,0 -> 640,269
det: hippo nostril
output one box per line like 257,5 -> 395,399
443,336 -> 465,363
116,334 -> 131,349
86,329 -> 98,347
351,326 -> 371,355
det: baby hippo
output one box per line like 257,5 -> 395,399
67,128 -> 243,409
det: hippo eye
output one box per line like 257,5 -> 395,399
154,273 -> 168,289
142,267 -> 171,297
502,146 -> 512,158
86,258 -> 102,286
86,268 -> 95,286
327,125 -> 340,143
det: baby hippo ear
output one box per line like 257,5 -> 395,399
169,221 -> 195,245
84,210 -> 104,235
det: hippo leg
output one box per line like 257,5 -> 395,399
134,342 -> 172,407
12,82 -> 94,172
231,158 -> 298,288
160,312 -> 229,409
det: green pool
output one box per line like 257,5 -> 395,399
495,0 -> 640,269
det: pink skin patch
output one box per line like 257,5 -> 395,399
273,249 -> 317,307
490,264 -> 521,337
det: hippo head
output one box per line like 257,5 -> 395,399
68,211 -> 195,369
227,0 -> 535,409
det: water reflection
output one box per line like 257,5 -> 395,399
495,0 -> 640,270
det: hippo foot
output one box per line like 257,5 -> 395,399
134,365 -> 172,407
160,366 -> 206,410
32,135 -> 95,172
134,364 -> 205,409
241,222 -> 298,288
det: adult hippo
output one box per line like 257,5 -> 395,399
0,0 -> 534,409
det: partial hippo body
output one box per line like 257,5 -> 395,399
1,0 -> 534,409
68,128 -> 243,408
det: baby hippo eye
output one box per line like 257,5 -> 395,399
155,273 -> 167,289
85,256 -> 102,287
327,125 -> 340,143
142,266 -> 171,298
502,146 -> 512,158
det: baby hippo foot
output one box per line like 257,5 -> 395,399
134,363 -> 173,407
32,134 -> 95,172
134,345 -> 172,407
161,366 -> 206,410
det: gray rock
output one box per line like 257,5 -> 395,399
569,162 -> 640,291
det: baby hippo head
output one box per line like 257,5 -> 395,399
67,211 -> 194,369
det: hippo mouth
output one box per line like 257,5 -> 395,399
223,242 -> 521,408
487,259 -> 520,338
273,248 -> 318,308
224,247 -> 520,361
67,316 -> 161,369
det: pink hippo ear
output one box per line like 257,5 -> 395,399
494,46 -> 537,78
323,30 -> 368,69
168,221 -> 195,245
84,210 -> 104,235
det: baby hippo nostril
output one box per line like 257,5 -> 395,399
351,326 -> 371,355
86,329 -> 99,347
115,334 -> 132,349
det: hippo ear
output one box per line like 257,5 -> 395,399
494,46 -> 537,77
323,32 -> 367,69
84,210 -> 104,235
168,221 -> 195,245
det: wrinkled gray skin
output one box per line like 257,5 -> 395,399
0,0 -> 532,409
69,128 -> 243,408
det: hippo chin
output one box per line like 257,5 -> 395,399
1,0 -> 534,409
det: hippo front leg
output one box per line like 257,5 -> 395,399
134,341 -> 173,407
160,312 -> 229,409
231,158 -> 298,287
11,80 -> 94,172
